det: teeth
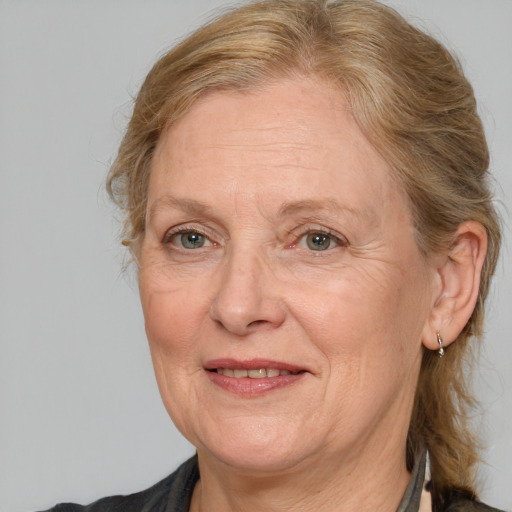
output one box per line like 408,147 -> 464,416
248,369 -> 266,379
216,368 -> 299,378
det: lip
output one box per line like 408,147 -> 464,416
204,358 -> 306,373
204,358 -> 308,397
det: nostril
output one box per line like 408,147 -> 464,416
248,319 -> 266,328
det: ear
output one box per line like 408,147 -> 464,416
422,221 -> 488,351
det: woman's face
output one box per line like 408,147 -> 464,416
139,78 -> 437,474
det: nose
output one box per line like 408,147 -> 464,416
209,249 -> 286,336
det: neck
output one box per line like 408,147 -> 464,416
191,437 -> 411,512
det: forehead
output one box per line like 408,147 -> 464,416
149,78 -> 408,223
157,78 -> 371,166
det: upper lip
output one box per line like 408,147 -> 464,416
204,358 -> 306,373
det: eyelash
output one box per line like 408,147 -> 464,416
162,226 -> 216,249
162,225 -> 347,252
292,226 -> 348,252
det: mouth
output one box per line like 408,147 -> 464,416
210,368 -> 303,378
204,359 -> 308,396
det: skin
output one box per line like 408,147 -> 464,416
138,78 -> 457,511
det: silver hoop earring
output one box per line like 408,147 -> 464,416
436,332 -> 445,358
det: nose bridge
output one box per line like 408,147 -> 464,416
210,243 -> 284,335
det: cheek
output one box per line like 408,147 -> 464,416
289,261 -> 428,369
300,265 -> 427,422
140,253 -> 204,331
139,263 -> 211,379
142,292 -> 201,359
139,272 -> 209,437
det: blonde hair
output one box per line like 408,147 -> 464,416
107,0 -> 501,507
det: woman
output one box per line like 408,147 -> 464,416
40,0 -> 503,511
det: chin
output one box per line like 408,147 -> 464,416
193,419 -> 315,474
205,445 -> 309,475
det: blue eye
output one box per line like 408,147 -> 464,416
296,231 -> 343,251
181,232 -> 205,249
168,231 -> 210,249
305,232 -> 332,251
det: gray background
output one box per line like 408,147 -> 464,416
1,1 -> 510,511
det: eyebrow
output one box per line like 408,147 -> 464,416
147,195 -> 374,225
148,196 -> 215,222
277,199 -> 372,223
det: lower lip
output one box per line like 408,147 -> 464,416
206,371 -> 306,397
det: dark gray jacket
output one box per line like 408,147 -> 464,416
39,455 -> 505,512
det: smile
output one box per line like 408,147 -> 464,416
214,368 -> 301,378
204,360 -> 308,396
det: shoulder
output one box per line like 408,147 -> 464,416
37,456 -> 199,512
443,497 -> 506,512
